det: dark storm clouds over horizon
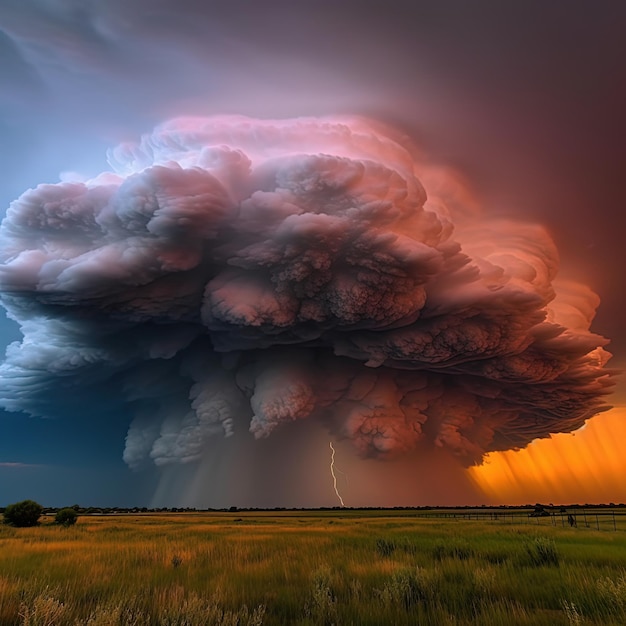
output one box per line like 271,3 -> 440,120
0,1 -> 624,507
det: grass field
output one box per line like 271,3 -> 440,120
1,510 -> 626,625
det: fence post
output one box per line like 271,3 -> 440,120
613,511 -> 616,532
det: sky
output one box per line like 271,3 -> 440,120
0,1 -> 624,508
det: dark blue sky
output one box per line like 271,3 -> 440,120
0,1 -> 624,507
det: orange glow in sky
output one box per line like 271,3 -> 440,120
469,406 -> 626,504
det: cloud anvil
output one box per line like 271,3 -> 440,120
0,116 -> 613,470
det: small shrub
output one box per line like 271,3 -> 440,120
304,567 -> 337,625
376,538 -> 396,557
171,555 -> 183,568
375,567 -> 433,610
19,594 -> 66,626
55,508 -> 78,527
597,571 -> 626,608
525,536 -> 559,567
3,500 -> 43,528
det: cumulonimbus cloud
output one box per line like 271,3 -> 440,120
0,115 -> 614,468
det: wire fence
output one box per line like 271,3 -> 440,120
413,508 -> 626,531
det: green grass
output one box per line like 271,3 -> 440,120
1,511 -> 625,625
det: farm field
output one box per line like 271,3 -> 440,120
1,509 -> 626,625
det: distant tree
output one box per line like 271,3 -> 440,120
3,500 -> 43,527
55,508 -> 78,527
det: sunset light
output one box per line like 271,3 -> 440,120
470,407 -> 626,504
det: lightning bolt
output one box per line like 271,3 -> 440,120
329,441 -> 346,507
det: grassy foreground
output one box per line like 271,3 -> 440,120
1,510 -> 625,625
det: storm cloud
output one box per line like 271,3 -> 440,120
0,116 -> 613,470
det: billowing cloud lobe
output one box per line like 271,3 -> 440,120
0,116 -> 613,468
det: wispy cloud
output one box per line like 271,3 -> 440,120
0,462 -> 44,469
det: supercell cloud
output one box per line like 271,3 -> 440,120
0,116 -> 614,470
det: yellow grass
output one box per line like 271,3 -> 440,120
0,510 -> 625,625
